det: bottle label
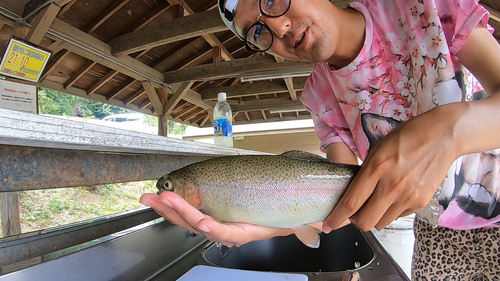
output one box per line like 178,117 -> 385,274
214,118 -> 233,137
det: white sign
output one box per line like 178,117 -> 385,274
0,79 -> 38,114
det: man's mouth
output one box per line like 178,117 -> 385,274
295,32 -> 305,47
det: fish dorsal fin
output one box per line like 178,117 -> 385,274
293,224 -> 321,248
280,150 -> 333,164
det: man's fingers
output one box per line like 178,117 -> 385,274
324,166 -> 378,231
141,193 -> 199,233
157,191 -> 211,230
348,183 -> 397,231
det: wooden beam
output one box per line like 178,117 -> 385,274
23,0 -> 72,17
84,0 -> 132,34
158,87 -> 169,137
175,45 -> 213,70
64,60 -> 96,89
204,34 -> 234,61
40,49 -> 70,81
164,56 -> 315,83
169,83 -> 212,110
199,77 -> 308,100
284,77 -> 298,101
174,104 -> 198,119
152,38 -> 203,72
213,46 -> 221,64
232,98 -> 305,113
25,3 -> 60,45
58,0 -> 76,16
50,18 -> 164,88
122,2 -> 173,34
109,9 -> 227,55
125,89 -> 146,105
175,1 -> 234,61
107,78 -> 136,100
142,81 -> 164,115
275,56 -> 298,101
88,70 -> 118,95
164,81 -> 195,116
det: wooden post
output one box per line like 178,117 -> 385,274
158,87 -> 169,137
1,193 -> 21,237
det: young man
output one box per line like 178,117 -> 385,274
142,0 -> 500,278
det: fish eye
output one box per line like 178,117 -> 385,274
164,180 -> 173,191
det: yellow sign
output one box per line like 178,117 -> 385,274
0,38 -> 52,83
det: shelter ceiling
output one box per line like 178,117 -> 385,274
0,0 -> 498,128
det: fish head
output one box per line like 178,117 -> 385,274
156,173 -> 205,210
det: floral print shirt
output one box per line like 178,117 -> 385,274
301,0 -> 499,229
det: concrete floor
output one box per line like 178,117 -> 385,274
372,214 -> 415,278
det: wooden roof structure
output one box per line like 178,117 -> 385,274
0,0 -> 499,129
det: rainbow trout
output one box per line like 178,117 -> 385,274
157,150 -> 359,248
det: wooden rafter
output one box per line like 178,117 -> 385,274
64,60 -> 96,89
121,2 -> 173,35
25,3 -> 60,45
87,70 -> 117,95
275,56 -> 298,101
84,0 -> 132,34
125,89 -> 146,105
152,38 -> 201,71
50,18 -> 164,87
107,78 -> 136,100
58,0 -> 76,16
109,9 -> 226,55
173,45 -> 213,71
41,50 -> 70,81
164,81 -> 195,116
167,1 -> 234,61
164,56 -> 315,83
199,78 -> 308,100
174,104 -> 199,120
232,98 -> 305,113
142,81 -> 164,115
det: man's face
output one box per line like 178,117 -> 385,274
231,0 -> 339,63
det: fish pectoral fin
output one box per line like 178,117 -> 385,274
293,225 -> 321,248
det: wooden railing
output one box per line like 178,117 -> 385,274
0,107 -> 263,269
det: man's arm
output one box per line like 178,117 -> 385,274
323,24 -> 500,233
326,142 -> 358,165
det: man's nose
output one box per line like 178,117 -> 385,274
260,16 -> 290,39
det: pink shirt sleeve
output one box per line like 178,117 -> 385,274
311,114 -> 343,152
437,0 -> 491,55
302,65 -> 346,153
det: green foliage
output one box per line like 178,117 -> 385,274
38,88 -> 132,119
38,88 -> 188,135
169,120 -> 187,135
18,181 -> 158,232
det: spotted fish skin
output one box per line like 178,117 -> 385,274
157,151 -> 359,229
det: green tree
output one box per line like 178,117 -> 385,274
39,88 -> 188,135
39,88 -> 130,118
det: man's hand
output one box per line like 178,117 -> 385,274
323,107 -> 458,232
140,191 -> 292,247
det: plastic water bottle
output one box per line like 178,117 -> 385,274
213,92 -> 233,147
